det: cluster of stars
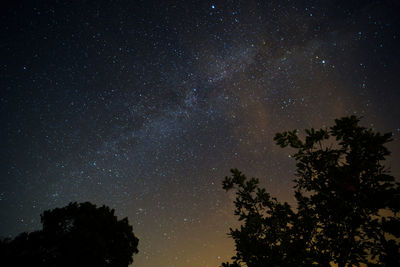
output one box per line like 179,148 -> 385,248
1,1 -> 400,266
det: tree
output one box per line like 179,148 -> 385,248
1,202 -> 139,267
222,116 -> 400,267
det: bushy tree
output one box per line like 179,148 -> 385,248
1,202 -> 139,267
222,116 -> 400,266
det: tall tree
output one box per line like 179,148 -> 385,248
1,202 -> 139,267
222,116 -> 400,266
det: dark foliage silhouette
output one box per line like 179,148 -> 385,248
222,116 -> 400,266
0,202 -> 139,267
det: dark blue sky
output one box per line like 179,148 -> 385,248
1,1 -> 400,266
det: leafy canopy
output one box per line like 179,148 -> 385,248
1,202 -> 139,267
222,116 -> 400,267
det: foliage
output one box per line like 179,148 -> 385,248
0,202 -> 139,267
222,116 -> 400,267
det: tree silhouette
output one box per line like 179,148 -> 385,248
1,202 -> 139,267
222,116 -> 400,266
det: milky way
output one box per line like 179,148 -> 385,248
1,1 -> 400,266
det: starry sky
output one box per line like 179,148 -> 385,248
1,0 -> 400,266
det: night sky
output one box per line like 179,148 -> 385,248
1,0 -> 400,266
